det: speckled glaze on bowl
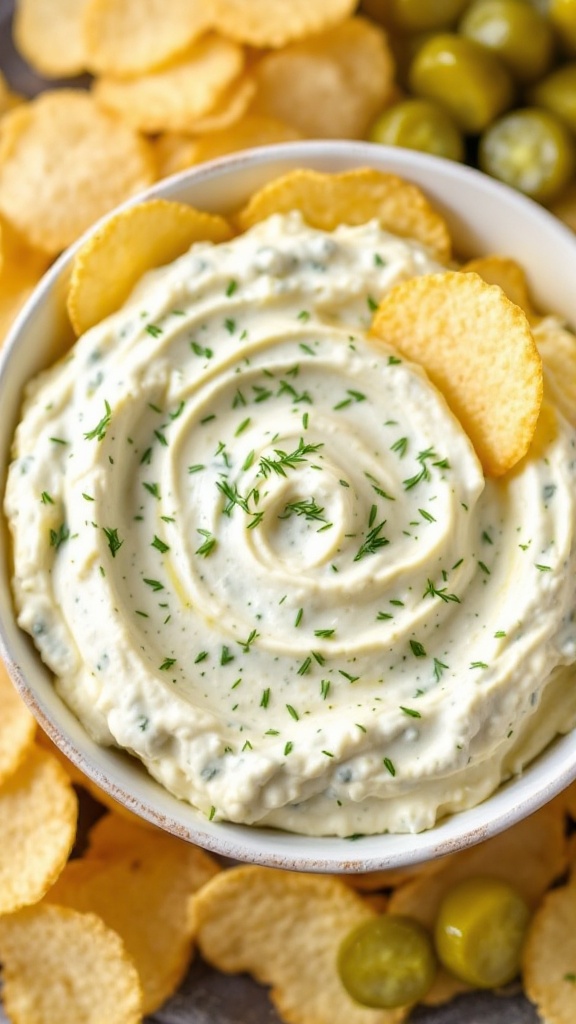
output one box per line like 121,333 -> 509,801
2,141 -> 576,873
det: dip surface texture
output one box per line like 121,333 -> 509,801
6,213 -> 576,836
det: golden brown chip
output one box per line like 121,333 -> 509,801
86,811 -> 172,855
250,17 -> 395,140
0,215 -> 50,344
13,0 -> 90,78
461,255 -> 540,324
83,0 -> 213,77
187,115 -> 303,166
237,168 -> 451,262
0,91 -> 155,256
0,660 -> 35,785
0,904 -> 143,1024
532,318 -> 576,429
212,0 -> 358,47
48,828 -> 219,1014
0,70 -> 23,117
67,198 -> 232,334
93,36 -> 245,134
388,803 -> 567,929
0,744 -> 77,913
370,271 -> 543,476
185,73 -> 256,134
192,865 -> 410,1024
564,780 -> 576,822
523,881 -> 576,1024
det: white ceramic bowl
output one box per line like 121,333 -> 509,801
2,141 -> 576,873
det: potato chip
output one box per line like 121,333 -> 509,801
0,744 -> 77,913
83,0 -> 213,77
564,779 -> 576,822
237,168 -> 451,262
0,91 -> 155,256
0,904 -> 143,1024
461,255 -> 540,324
13,0 -> 90,78
93,36 -> 245,134
420,970 -> 472,1006
186,73 -> 256,134
0,659 -> 35,785
388,803 -> 567,929
532,318 -> 576,429
0,215 -> 50,344
86,811 -> 172,856
523,881 -> 576,1024
193,865 -> 410,1024
188,115 -> 303,166
48,829 -> 219,1013
0,70 -> 23,117
212,0 -> 358,47
250,17 -> 395,140
370,271 -> 543,476
67,199 -> 232,334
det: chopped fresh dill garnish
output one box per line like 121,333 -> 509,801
400,706 -> 422,718
286,704 -> 299,720
409,640 -> 426,657
354,520 -> 389,561
151,535 -> 169,553
159,657 -> 176,670
143,481 -> 160,499
423,579 -> 460,604
259,439 -> 324,478
195,529 -> 217,557
383,757 -> 396,776
84,400 -> 112,441
144,578 -> 164,591
103,526 -> 123,557
49,523 -> 69,550
237,629 -> 259,653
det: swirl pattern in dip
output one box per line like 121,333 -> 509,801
6,212 -> 576,836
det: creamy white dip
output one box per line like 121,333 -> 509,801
6,212 -> 576,836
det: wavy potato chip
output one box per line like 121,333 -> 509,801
212,0 -> 359,47
523,881 -> 576,1024
48,830 -> 219,1013
93,36 -> 245,134
0,660 -> 35,785
83,0 -> 213,76
86,811 -> 174,856
0,70 -> 23,117
13,0 -> 90,77
371,271 -> 543,476
532,317 -> 576,429
193,865 -> 410,1024
0,91 -> 155,256
0,904 -> 142,1024
0,744 -> 77,913
0,215 -> 50,344
185,73 -> 256,134
67,198 -> 232,334
250,17 -> 395,140
461,254 -> 540,324
187,115 -> 303,167
238,168 -> 451,262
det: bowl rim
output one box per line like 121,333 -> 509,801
2,138 -> 576,873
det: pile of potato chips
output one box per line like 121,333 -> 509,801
0,0 -> 397,344
1,2 -> 576,1020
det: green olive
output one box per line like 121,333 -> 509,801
459,0 -> 555,83
435,877 -> 531,988
479,107 -> 576,202
530,63 -> 576,134
361,0 -> 470,32
549,0 -> 576,53
369,99 -> 464,160
409,34 -> 514,133
337,914 -> 437,1009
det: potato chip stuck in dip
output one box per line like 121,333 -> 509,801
5,170 -> 576,837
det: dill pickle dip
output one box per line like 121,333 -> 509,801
6,211 -> 576,836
